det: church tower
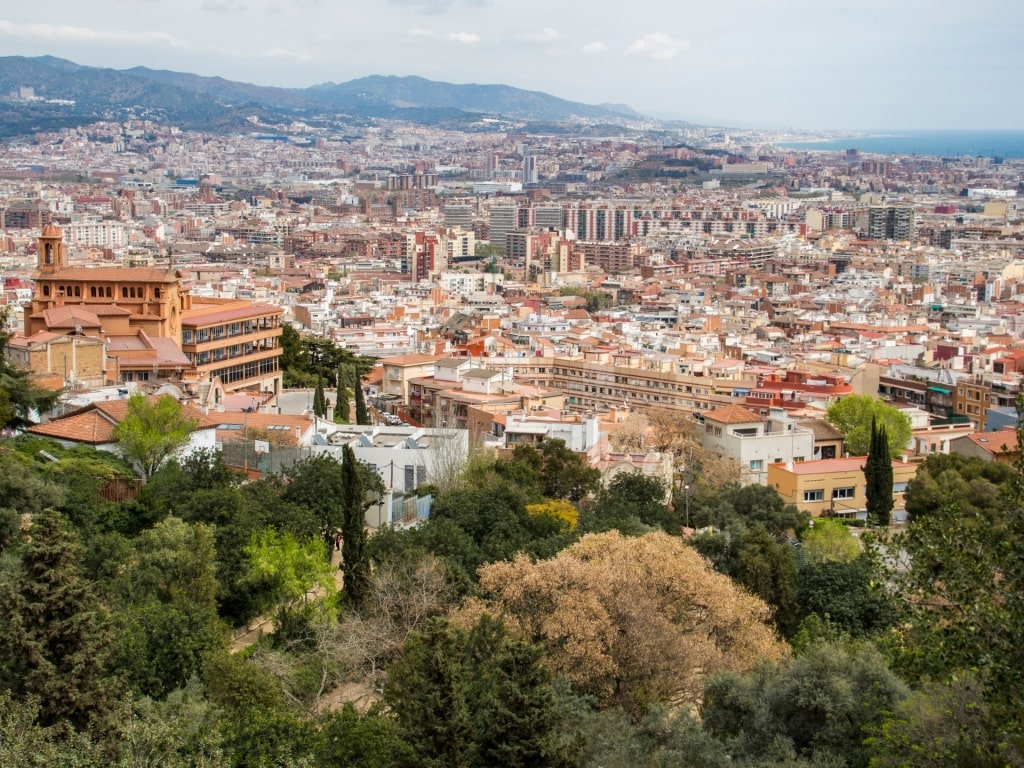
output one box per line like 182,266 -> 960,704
37,222 -> 67,273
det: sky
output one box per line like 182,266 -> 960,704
1,0 -> 1022,130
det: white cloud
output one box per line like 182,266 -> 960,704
526,27 -> 562,43
626,32 -> 689,60
581,41 -> 608,55
446,31 -> 481,44
0,20 -> 189,48
262,47 -> 315,62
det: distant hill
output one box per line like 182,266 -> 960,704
0,56 -> 642,137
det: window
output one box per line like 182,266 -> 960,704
749,459 -> 764,471
804,489 -> 824,502
122,287 -> 128,299
832,487 -> 855,499
893,482 -> 909,493
90,286 -> 97,298
154,288 -> 161,299
43,285 -> 50,297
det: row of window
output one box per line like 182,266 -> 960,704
210,358 -> 279,385
182,319 -> 277,345
42,284 -> 160,300
802,483 -> 908,503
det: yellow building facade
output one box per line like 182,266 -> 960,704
767,456 -> 919,518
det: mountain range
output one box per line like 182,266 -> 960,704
0,56 -> 642,137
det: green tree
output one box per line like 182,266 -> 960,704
863,416 -> 894,526
313,375 -> 327,418
0,691 -> 102,767
114,517 -> 226,698
354,369 -> 369,425
385,615 -> 575,768
582,471 -> 675,534
113,394 -> 199,478
796,555 -> 898,639
510,439 -> 601,502
315,704 -> 412,768
702,642 -> 909,768
203,652 -> 314,768
867,674 -> 1022,768
335,365 -> 351,423
245,527 -> 336,631
801,518 -> 861,563
0,509 -> 119,728
0,307 -> 60,429
894,494 -> 1024,729
341,445 -> 370,609
0,447 -> 66,552
825,395 -> 911,457
903,452 -> 1016,523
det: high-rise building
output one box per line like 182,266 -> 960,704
868,205 -> 916,241
523,153 -> 539,184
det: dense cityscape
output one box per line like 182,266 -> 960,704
1,52 -> 1024,768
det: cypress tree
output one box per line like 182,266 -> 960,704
354,368 -> 369,425
335,365 -> 351,423
340,445 -> 369,608
864,416 -> 894,527
313,375 -> 326,418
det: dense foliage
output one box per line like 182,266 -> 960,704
0,425 -> 1021,766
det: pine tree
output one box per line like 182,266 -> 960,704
864,416 -> 893,526
340,445 -> 369,609
313,375 -> 326,418
354,368 -> 369,425
0,509 -> 119,728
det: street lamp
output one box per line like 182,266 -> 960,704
684,484 -> 690,530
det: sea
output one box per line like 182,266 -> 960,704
775,130 -> 1024,159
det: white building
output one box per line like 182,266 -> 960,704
311,424 -> 469,527
700,405 -> 815,485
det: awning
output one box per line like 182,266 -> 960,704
928,386 -> 951,394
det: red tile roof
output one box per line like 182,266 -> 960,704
705,404 -> 763,424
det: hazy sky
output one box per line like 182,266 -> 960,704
2,1 -> 1021,130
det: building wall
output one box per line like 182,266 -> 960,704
768,458 -> 918,519
181,300 -> 283,395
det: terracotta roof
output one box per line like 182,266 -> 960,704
39,267 -> 179,282
28,410 -> 118,444
705,404 -> 763,424
380,353 -> 440,367
41,306 -> 103,328
182,303 -> 282,327
959,430 -> 1020,455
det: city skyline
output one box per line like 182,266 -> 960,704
1,0 -> 1021,131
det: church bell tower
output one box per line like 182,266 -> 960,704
37,223 -> 67,273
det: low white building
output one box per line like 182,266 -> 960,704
311,424 -> 469,527
700,405 -> 815,485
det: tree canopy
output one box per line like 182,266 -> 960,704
825,395 -> 911,457
458,531 -> 787,717
113,394 -> 199,478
